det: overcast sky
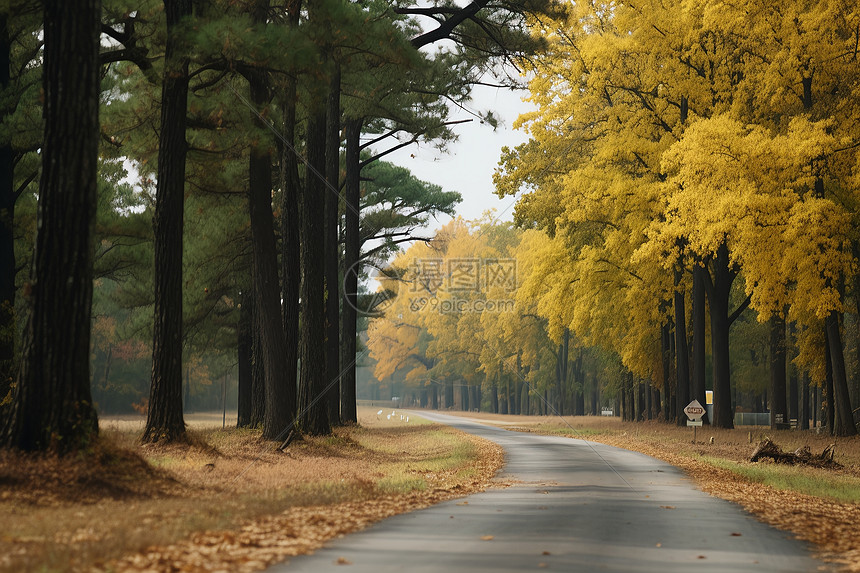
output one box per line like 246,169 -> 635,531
380,83 -> 534,232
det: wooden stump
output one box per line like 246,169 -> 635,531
750,438 -> 840,468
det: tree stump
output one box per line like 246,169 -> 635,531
750,438 -> 840,468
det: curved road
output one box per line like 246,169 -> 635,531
271,412 -> 825,572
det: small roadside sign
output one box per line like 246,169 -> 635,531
686,420 -> 703,427
684,400 -> 705,421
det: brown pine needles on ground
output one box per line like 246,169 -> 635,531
0,409 -> 503,573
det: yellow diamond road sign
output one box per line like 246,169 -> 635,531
684,400 -> 705,422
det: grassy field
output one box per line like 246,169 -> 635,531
0,409 -> 502,573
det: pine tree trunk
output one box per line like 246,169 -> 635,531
297,109 -> 331,435
279,0 -> 301,437
1,0 -> 100,451
826,310 -> 857,436
248,72 -> 295,440
236,289 -> 252,427
324,65 -> 341,426
143,0 -> 191,444
339,118 -> 362,425
0,15 -> 14,402
769,315 -> 788,429
250,298 -> 265,428
674,267 -> 690,426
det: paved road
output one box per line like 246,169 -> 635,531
270,412 -> 825,572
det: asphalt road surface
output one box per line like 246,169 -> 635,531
270,411 -> 825,572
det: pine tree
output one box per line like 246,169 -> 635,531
2,0 -> 101,452
143,0 -> 192,444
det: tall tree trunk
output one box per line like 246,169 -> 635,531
674,266 -> 690,426
769,314 -> 787,429
143,0 -> 191,444
824,326 -> 834,434
339,118 -> 362,424
788,322 -> 798,424
0,14 -> 14,404
279,0 -> 301,435
558,328 -> 569,415
491,384 -> 498,413
691,263 -> 707,423
324,65 -> 341,426
298,108 -> 331,435
250,296 -> 265,428
645,382 -> 652,420
1,0 -> 100,451
236,289 -> 252,427
661,320 -> 672,422
444,380 -> 454,410
652,386 -> 661,419
248,62 -> 295,441
826,310 -> 857,436
703,244 -> 740,429
573,352 -> 584,416
812,385 -> 819,428
799,370 -> 810,430
521,380 -> 529,415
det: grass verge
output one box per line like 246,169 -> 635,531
0,408 -> 503,573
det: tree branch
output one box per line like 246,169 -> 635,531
12,171 -> 38,202
728,293 -> 752,326
408,0 -> 492,48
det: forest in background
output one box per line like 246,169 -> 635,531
364,0 -> 860,435
0,0 -> 559,450
2,0 -> 859,452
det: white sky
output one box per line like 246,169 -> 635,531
380,83 -> 535,231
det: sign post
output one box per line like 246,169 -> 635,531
684,400 -> 706,443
